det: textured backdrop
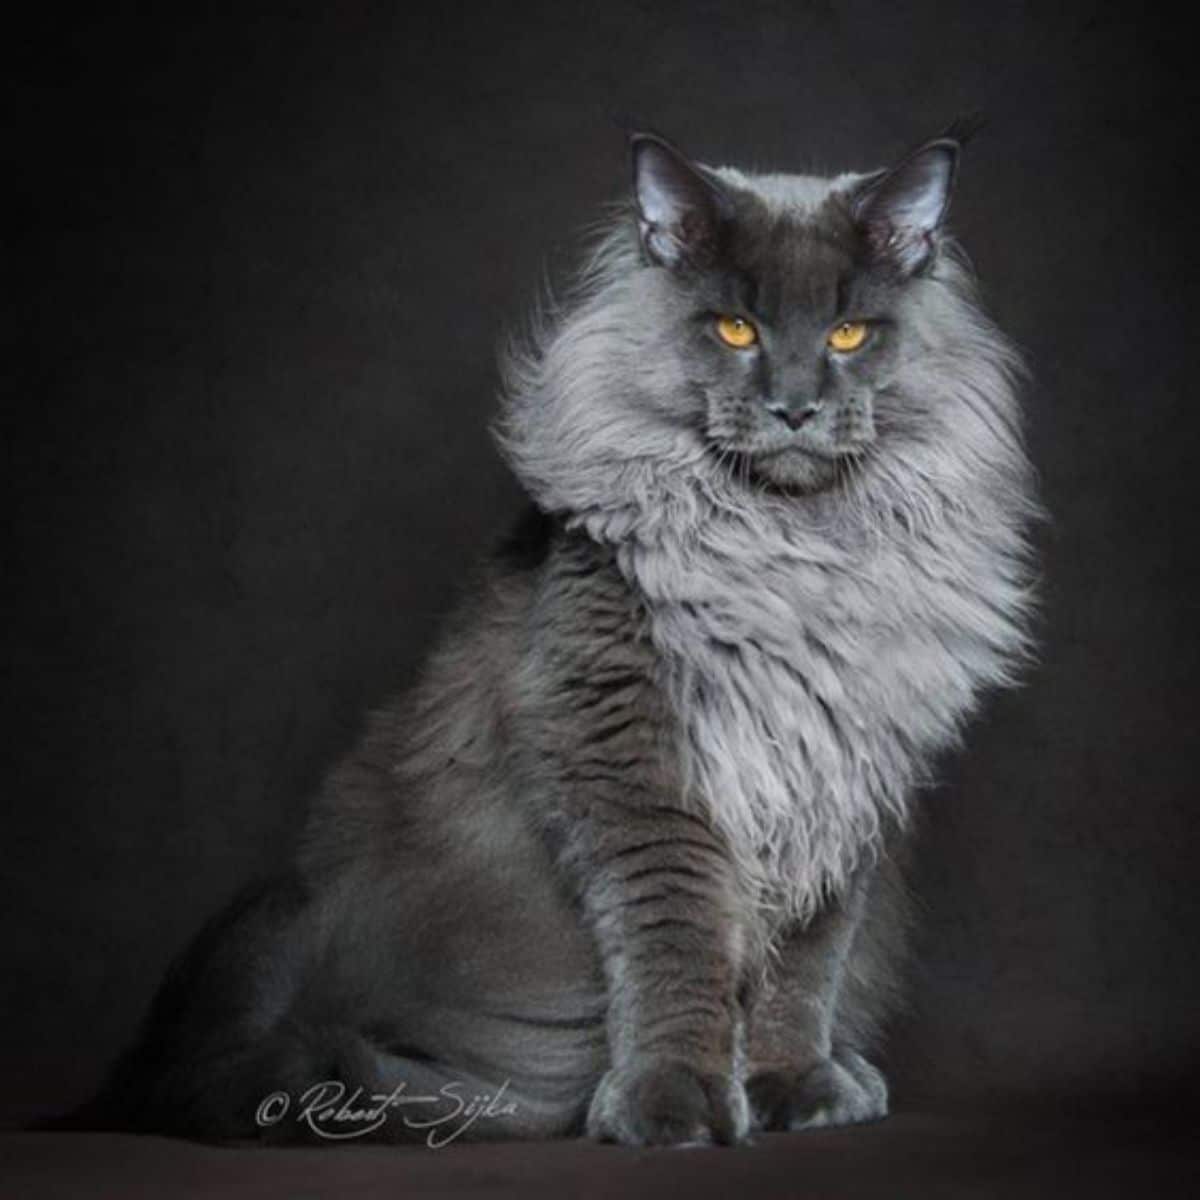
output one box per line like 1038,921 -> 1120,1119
7,2 -> 1197,1127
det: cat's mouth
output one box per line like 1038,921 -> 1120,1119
713,439 -> 870,495
706,399 -> 876,491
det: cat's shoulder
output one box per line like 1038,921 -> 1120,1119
491,502 -> 628,585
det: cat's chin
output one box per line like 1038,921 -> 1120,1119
743,447 -> 845,495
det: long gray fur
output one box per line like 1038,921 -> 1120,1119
56,130 -> 1039,1148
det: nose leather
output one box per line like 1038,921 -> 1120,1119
766,400 -> 822,431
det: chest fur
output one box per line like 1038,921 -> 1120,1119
619,511 -> 1025,917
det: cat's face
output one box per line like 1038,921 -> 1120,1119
631,135 -> 957,494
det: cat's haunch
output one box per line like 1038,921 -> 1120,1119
56,128 -> 1038,1147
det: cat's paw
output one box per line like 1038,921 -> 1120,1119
747,1049 -> 888,1132
586,1058 -> 750,1147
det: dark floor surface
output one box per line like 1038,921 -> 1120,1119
3,1107 -> 1195,1199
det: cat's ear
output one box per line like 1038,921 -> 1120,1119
850,138 -> 959,276
630,132 -> 733,271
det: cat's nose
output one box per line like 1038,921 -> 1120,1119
766,400 -> 822,431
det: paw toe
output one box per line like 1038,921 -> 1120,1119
748,1055 -> 889,1133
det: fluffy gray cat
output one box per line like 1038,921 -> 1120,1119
60,128 -> 1038,1147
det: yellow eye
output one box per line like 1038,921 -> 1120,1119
827,321 -> 869,352
715,315 -> 758,349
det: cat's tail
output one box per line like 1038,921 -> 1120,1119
25,872 -> 315,1139
27,1091 -> 130,1132
25,1044 -> 151,1131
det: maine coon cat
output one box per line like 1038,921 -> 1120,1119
58,127 -> 1037,1147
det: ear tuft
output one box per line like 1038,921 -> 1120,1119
629,132 -> 732,271
851,138 -> 959,276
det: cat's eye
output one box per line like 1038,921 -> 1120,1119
827,321 -> 869,353
715,315 -> 758,349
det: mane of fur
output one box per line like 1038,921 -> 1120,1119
495,170 -> 1040,921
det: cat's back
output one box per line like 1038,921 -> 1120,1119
295,504 -> 653,872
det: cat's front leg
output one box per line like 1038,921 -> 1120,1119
586,1054 -> 748,1148
745,870 -> 889,1132
562,804 -> 751,1146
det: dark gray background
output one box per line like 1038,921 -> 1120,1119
7,2 -> 1198,1128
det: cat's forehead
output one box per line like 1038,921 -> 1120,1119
708,166 -> 870,318
709,165 -> 857,214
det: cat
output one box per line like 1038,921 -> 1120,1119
52,126 -> 1038,1147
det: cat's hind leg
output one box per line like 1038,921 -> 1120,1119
251,1026 -> 591,1145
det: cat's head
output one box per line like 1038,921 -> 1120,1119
627,130 -> 959,494
498,129 -> 1024,537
